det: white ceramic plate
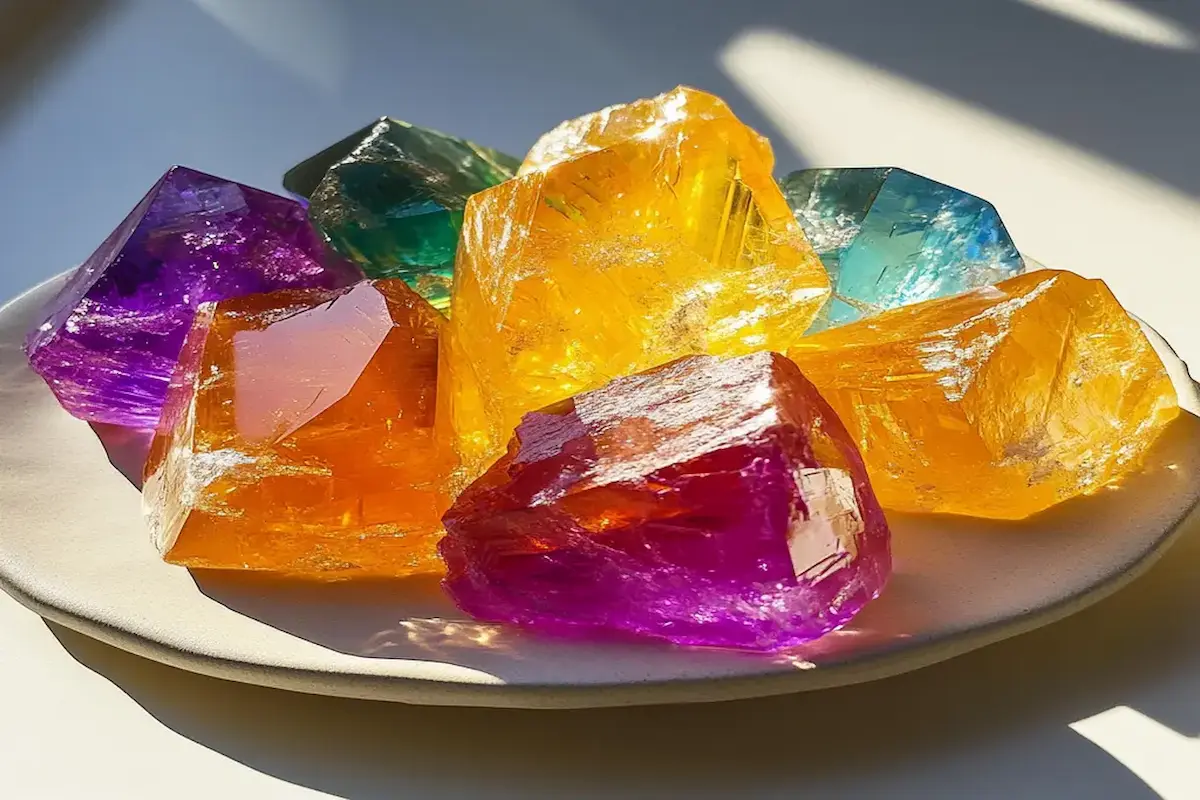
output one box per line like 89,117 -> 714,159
1,274 -> 1198,709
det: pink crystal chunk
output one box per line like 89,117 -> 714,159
440,352 -> 891,651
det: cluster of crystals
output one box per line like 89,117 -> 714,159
23,87 -> 1180,652
283,117 -> 520,311
781,167 -> 1025,331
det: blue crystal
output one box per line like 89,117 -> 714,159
781,167 -> 1024,331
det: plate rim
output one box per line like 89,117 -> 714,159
2,270 -> 1198,709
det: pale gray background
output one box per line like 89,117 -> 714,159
1,2 -> 1198,798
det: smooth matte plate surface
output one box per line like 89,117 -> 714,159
1,274 -> 1198,709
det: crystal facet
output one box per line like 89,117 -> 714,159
441,86 -> 831,476
781,167 -> 1024,331
284,117 -> 520,310
24,167 -> 363,428
788,270 -> 1178,518
440,351 -> 891,651
143,279 -> 455,577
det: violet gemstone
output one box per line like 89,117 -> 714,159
24,166 -> 363,427
440,352 -> 892,651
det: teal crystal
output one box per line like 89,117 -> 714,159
781,167 -> 1024,331
284,118 -> 521,311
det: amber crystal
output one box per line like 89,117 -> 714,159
441,86 -> 830,475
788,270 -> 1179,518
143,280 -> 455,577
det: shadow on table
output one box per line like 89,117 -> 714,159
48,507 -> 1200,799
46,418 -> 1200,796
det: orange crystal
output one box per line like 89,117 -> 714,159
143,279 -> 455,577
441,86 -> 830,475
788,270 -> 1178,518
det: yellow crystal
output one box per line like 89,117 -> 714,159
787,270 -> 1179,519
441,86 -> 830,474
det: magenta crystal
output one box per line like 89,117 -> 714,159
440,352 -> 892,651
24,166 -> 363,427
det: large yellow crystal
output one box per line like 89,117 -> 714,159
143,279 -> 456,577
441,86 -> 830,474
787,270 -> 1178,519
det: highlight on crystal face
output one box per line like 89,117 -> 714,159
143,279 -> 456,578
781,167 -> 1024,331
23,166 -> 363,429
284,117 -> 520,311
788,270 -> 1179,518
440,351 -> 891,651
440,85 -> 831,477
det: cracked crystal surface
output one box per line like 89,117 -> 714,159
440,351 -> 890,651
143,279 -> 455,577
441,86 -> 830,477
788,270 -> 1178,518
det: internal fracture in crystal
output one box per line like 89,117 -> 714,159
781,167 -> 1024,331
24,166 -> 362,428
143,279 -> 455,577
441,86 -> 830,476
788,270 -> 1178,518
441,351 -> 891,650
285,117 -> 520,310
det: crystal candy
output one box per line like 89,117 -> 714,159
24,166 -> 362,428
143,279 -> 456,577
441,87 -> 830,476
283,117 -> 520,311
441,351 -> 891,651
780,167 -> 1024,331
788,270 -> 1178,518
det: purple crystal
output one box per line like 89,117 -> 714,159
24,166 -> 363,427
440,352 -> 892,651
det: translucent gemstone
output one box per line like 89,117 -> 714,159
441,352 -> 891,651
24,167 -> 362,428
787,270 -> 1179,518
143,279 -> 456,577
781,167 -> 1024,331
284,117 -> 520,311
441,86 -> 830,476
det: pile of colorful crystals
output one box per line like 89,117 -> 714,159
23,87 -> 1180,652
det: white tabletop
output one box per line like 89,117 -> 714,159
2,1 -> 1199,797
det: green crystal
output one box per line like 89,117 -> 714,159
284,118 -> 521,311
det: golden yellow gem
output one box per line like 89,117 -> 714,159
441,86 -> 830,475
788,270 -> 1179,519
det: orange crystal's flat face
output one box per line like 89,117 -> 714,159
441,86 -> 831,475
788,270 -> 1179,519
143,280 -> 455,577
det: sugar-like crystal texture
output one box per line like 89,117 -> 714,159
781,167 -> 1024,331
788,270 -> 1179,518
441,86 -> 830,478
24,166 -> 363,428
440,351 -> 891,651
284,117 -> 520,311
143,279 -> 456,577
